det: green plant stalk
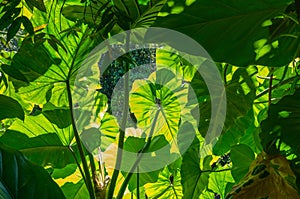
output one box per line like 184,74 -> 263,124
89,154 -> 99,196
107,63 -> 129,198
66,80 -> 95,199
108,31 -> 131,198
170,185 -> 178,199
255,75 -> 300,99
68,145 -> 85,183
136,166 -> 140,199
116,109 -> 161,199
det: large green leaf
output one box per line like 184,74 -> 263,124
129,69 -> 187,142
2,1 -> 97,107
207,169 -> 234,198
122,134 -> 170,191
112,0 -> 167,29
80,112 -> 119,155
61,180 -> 89,199
1,39 -> 60,87
0,113 -> 76,168
0,144 -> 65,198
230,144 -> 255,182
190,65 -> 256,153
0,94 -> 24,120
144,166 -> 183,198
62,0 -> 108,27
152,0 -> 299,66
181,137 -> 212,199
260,89 -> 300,156
212,111 -> 257,155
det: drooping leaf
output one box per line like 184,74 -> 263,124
7,16 -> 21,41
260,89 -> 300,157
0,144 -> 66,198
20,16 -> 34,35
191,66 -> 256,154
99,113 -> 119,150
0,94 -> 24,120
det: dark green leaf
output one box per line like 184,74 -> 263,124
61,180 -> 88,199
20,16 -> 34,35
153,0 -> 299,66
120,134 -> 170,187
2,39 -> 58,85
26,0 -> 46,12
0,8 -> 14,30
260,89 -> 300,156
181,137 -> 211,199
0,94 -> 24,120
230,144 -> 255,182
7,17 -> 21,41
0,130 -> 77,168
0,144 -> 66,198
42,103 -> 72,128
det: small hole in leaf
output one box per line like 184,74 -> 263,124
169,175 -> 174,185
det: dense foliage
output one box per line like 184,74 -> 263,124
0,0 -> 300,198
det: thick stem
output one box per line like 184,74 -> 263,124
116,110 -> 161,199
107,31 -> 131,199
66,80 -> 95,199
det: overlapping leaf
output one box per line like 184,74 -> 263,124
129,69 -> 186,142
0,144 -> 65,198
0,94 -> 24,120
181,137 -> 212,199
144,166 -> 183,199
260,89 -> 300,157
2,1 -> 96,107
152,0 -> 299,66
230,144 -> 255,182
0,112 -> 75,168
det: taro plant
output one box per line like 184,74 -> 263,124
0,0 -> 300,199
